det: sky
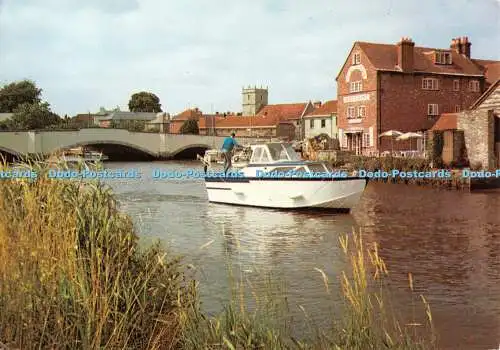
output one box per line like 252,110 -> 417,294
0,0 -> 499,117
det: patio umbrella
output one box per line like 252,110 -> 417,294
396,132 -> 423,151
379,130 -> 403,153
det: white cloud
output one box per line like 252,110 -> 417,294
0,0 -> 498,116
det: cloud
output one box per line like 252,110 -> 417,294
0,0 -> 498,116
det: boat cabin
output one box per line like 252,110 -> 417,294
247,142 -> 334,174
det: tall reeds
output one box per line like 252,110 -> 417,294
0,159 -> 196,349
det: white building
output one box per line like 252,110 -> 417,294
303,100 -> 338,139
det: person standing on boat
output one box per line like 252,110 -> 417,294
221,132 -> 240,175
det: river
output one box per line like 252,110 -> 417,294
102,160 -> 500,350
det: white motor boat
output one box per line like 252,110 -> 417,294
203,142 -> 367,211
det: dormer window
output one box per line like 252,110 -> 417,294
435,51 -> 452,65
352,53 -> 361,65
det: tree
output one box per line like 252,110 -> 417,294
0,80 -> 42,112
180,119 -> 199,135
10,102 -> 61,130
128,91 -> 162,112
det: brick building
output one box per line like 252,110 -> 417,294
336,36 -> 500,154
198,87 -> 314,140
169,107 -> 203,134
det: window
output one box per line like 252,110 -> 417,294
358,106 -> 366,117
453,80 -> 460,91
363,133 -> 371,147
435,51 -> 452,64
455,105 -> 461,113
350,81 -> 362,93
422,78 -> 439,90
321,119 -> 326,128
469,80 -> 480,92
352,53 -> 361,65
251,148 -> 262,163
427,104 -> 439,115
309,119 -> 314,128
347,107 -> 356,119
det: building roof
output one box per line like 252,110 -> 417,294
172,108 -> 203,121
430,113 -> 458,131
469,79 -> 500,110
336,39 -> 499,80
199,114 -> 280,129
255,103 -> 308,121
472,60 -> 500,86
304,100 -> 337,118
97,111 -> 158,121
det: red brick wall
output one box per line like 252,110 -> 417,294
337,43 -> 379,153
380,73 -> 483,132
169,121 -> 183,134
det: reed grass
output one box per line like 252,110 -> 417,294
0,158 -> 437,349
0,158 -> 196,349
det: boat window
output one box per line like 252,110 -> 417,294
267,143 -> 288,161
283,144 -> 301,161
260,149 -> 270,162
251,148 -> 263,163
266,143 -> 302,161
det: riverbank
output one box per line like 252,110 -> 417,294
0,160 -> 437,349
344,156 -> 476,190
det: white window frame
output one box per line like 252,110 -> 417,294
422,78 -> 439,90
362,133 -> 370,147
435,51 -> 452,64
358,106 -> 366,118
321,119 -> 326,128
309,119 -> 314,129
469,80 -> 480,92
347,106 -> 356,119
350,81 -> 362,93
427,104 -> 439,116
453,80 -> 460,91
352,53 -> 361,65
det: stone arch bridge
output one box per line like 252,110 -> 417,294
0,129 -> 261,159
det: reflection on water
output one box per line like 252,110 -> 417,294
104,161 -> 500,350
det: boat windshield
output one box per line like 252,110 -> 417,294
266,143 -> 301,161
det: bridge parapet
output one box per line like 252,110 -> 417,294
0,129 -> 264,158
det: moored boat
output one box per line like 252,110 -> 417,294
203,142 -> 367,211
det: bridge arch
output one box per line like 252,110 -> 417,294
169,143 -> 212,159
53,140 -> 158,161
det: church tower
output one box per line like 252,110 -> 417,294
242,86 -> 268,116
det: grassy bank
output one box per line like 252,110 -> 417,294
0,160 -> 437,349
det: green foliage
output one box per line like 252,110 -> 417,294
10,102 -> 61,130
180,119 -> 199,135
128,91 -> 162,113
0,80 -> 42,112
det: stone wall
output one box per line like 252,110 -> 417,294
458,109 -> 496,169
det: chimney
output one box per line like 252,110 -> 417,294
397,37 -> 415,73
313,101 -> 322,108
450,37 -> 471,58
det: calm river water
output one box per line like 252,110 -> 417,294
102,161 -> 500,350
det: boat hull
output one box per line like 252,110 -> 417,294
204,177 -> 368,210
